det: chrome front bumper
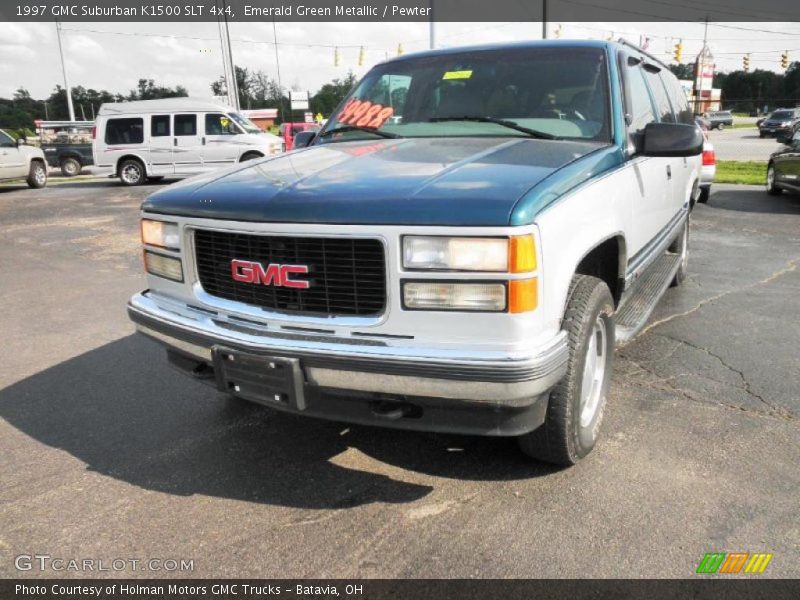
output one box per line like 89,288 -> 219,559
129,291 -> 569,435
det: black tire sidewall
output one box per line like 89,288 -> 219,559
61,158 -> 80,177
119,159 -> 145,186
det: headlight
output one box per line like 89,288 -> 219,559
403,235 -> 535,272
144,250 -> 184,282
141,219 -> 180,250
403,281 -> 507,312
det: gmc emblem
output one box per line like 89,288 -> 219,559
230,259 -> 310,289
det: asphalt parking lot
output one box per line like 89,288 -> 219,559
0,180 -> 798,578
710,126 -> 784,162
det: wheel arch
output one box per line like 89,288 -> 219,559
573,233 -> 627,307
115,153 -> 148,175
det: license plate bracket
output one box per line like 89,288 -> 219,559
212,347 -> 306,409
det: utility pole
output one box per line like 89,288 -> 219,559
43,101 -> 49,120
272,18 -> 286,123
55,20 -> 76,122
429,0 -> 435,49
221,0 -> 240,110
216,2 -> 232,106
542,0 -> 547,39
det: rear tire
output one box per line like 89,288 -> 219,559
26,160 -> 47,188
717,123 -> 725,131
60,157 -> 81,177
517,275 -> 615,466
697,186 -> 710,204
669,217 -> 690,287
118,158 -> 145,186
766,163 -> 782,196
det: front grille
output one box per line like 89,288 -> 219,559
194,230 -> 386,316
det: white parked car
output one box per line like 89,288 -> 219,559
697,137 -> 715,204
92,98 -> 282,186
0,129 -> 48,188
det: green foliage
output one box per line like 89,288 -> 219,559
310,71 -> 358,117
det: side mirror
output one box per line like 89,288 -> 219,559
16,137 -> 27,147
293,130 -> 316,149
642,122 -> 704,157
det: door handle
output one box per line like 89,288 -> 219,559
174,138 -> 177,146
666,164 -> 672,179
202,137 -> 206,145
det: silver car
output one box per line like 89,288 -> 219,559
0,129 -> 48,188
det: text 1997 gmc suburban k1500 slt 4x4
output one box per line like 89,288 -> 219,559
128,40 -> 703,465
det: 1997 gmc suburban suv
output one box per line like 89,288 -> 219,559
128,40 -> 703,465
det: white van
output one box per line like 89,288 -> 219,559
93,98 -> 282,186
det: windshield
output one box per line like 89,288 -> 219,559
319,46 -> 611,143
770,110 -> 793,120
228,112 -> 262,134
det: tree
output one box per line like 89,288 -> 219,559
311,71 -> 358,116
128,78 -> 188,101
668,63 -> 695,80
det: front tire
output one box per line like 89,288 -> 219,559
517,275 -> 615,466
60,157 -> 81,177
766,163 -> 782,196
118,158 -> 145,186
26,160 -> 47,188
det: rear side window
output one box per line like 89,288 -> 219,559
625,64 -> 656,134
105,118 -> 144,145
151,115 -> 170,137
174,114 -> 197,136
645,69 -> 675,123
663,75 -> 694,124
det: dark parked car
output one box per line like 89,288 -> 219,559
704,110 -> 733,130
766,130 -> 800,195
694,115 -> 711,131
42,142 -> 93,176
759,108 -> 800,138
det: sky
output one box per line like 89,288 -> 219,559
1,20 -> 798,103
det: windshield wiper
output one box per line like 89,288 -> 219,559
428,116 -> 560,140
317,125 -> 401,139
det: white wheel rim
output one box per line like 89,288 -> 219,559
122,164 -> 141,184
767,166 -> 774,189
65,161 -> 77,175
35,166 -> 46,185
579,316 -> 607,428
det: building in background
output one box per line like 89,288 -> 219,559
240,108 -> 278,131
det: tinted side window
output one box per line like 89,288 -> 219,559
205,113 -> 237,135
105,118 -> 144,144
664,76 -> 694,124
0,130 -> 14,147
625,64 -> 656,134
174,114 -> 197,136
151,115 -> 170,137
645,69 -> 675,123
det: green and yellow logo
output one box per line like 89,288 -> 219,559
696,552 -> 773,574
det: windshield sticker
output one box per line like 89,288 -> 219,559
338,100 -> 394,129
442,70 -> 473,80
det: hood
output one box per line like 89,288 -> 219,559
142,137 -> 613,226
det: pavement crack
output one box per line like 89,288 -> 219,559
656,334 -> 776,412
638,258 -> 799,337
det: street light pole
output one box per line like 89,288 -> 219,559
221,0 -> 240,110
55,20 -> 76,122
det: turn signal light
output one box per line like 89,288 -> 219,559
509,235 -> 536,273
509,278 -> 538,313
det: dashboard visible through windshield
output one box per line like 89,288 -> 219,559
320,46 -> 612,143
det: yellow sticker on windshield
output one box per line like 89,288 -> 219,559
442,70 -> 473,80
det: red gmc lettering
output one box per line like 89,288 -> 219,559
230,260 -> 310,289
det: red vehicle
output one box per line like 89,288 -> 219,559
280,122 -> 319,151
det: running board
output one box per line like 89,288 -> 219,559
615,253 -> 682,343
